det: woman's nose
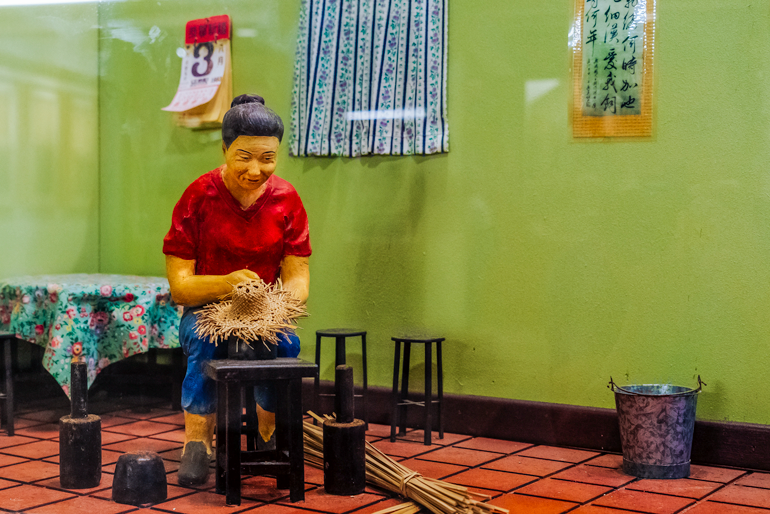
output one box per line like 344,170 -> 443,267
246,163 -> 262,176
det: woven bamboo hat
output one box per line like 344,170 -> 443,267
195,279 -> 307,346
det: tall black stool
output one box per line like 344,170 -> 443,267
390,335 -> 444,445
0,332 -> 14,436
205,358 -> 318,505
314,329 -> 368,426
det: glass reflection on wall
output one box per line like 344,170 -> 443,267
0,3 -> 99,277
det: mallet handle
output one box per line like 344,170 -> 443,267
335,365 -> 354,423
70,362 -> 88,418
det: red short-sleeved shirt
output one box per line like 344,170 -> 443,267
163,167 -> 311,283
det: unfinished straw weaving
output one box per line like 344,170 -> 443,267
195,278 -> 307,345
303,413 -> 509,514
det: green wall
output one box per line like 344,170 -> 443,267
0,3 -> 100,277
6,0 -> 770,425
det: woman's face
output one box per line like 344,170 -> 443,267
223,135 -> 280,191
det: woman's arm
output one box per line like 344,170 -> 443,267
280,255 -> 309,304
165,255 -> 258,307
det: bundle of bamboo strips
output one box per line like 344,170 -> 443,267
195,278 -> 307,346
303,413 -> 508,514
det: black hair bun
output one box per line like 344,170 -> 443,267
231,94 -> 265,108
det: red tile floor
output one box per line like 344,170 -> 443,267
0,401 -> 769,513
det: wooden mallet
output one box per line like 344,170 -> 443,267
323,365 -> 366,495
59,347 -> 101,489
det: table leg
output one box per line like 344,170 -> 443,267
215,381 -> 226,494
225,381 -> 241,505
288,378 -> 304,502
276,380 -> 289,490
3,338 -> 13,436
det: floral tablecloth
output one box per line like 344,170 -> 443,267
0,274 -> 183,396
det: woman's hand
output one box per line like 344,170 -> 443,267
225,269 -> 259,287
166,255 -> 258,307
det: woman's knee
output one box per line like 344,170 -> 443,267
277,331 -> 300,358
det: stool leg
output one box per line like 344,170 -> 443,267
424,342 -> 432,446
276,380 -> 290,489
437,341 -> 444,439
215,381 -> 226,494
225,381 -> 241,506
314,333 -> 322,424
390,340 -> 401,443
335,336 -> 346,367
288,378 -> 305,502
361,333 -> 368,429
399,343 -> 411,436
4,338 -> 13,437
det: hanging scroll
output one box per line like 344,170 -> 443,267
571,0 -> 655,138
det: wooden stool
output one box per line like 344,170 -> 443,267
0,332 -> 14,436
314,329 -> 368,426
390,335 -> 445,445
204,358 -> 317,505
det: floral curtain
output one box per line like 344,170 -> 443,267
290,0 -> 448,157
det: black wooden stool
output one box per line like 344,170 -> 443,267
314,329 -> 368,426
0,332 -> 14,436
204,358 -> 317,505
390,335 -> 444,445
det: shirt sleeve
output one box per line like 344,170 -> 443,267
163,186 -> 200,261
283,191 -> 312,257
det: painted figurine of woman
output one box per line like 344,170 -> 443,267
163,94 -> 311,485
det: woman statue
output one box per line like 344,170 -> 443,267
163,94 -> 311,486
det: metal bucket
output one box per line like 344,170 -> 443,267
609,376 -> 704,479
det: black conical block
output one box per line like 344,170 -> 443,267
112,451 -> 168,506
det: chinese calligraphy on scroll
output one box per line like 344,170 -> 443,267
572,0 -> 655,138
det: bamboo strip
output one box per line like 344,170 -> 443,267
303,414 -> 508,514
373,502 -> 422,514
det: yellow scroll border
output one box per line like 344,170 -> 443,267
572,0 -> 656,138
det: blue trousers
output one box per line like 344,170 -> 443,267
179,308 -> 300,415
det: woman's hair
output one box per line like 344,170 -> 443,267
221,94 -> 284,148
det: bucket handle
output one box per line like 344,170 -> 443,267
608,375 -> 706,396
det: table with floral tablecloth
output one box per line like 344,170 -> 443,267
0,274 -> 183,396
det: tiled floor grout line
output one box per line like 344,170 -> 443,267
430,439 -> 540,490
7,409 -> 770,514
557,463 -> 770,514
671,471 -> 765,513
479,451 -> 632,513
693,502 -> 770,512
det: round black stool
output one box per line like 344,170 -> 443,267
390,335 -> 444,445
314,329 -> 368,426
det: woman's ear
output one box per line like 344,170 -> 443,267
222,141 -> 227,154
